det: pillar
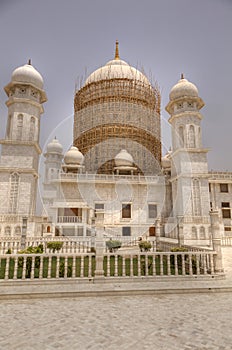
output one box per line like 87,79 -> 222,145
155,217 -> 161,250
177,216 -> 184,246
20,217 -> 28,249
94,229 -> 105,278
209,209 -> 224,273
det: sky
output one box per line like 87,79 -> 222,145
0,0 -> 231,171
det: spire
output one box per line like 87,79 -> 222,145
181,73 -> 184,79
28,59 -> 32,65
114,40 -> 120,60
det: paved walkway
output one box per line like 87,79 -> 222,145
0,248 -> 231,349
0,293 -> 232,349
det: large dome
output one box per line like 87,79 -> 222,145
74,42 -> 161,175
85,41 -> 150,86
169,76 -> 198,101
11,61 -> 44,89
85,59 -> 150,86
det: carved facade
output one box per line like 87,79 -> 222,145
0,45 -> 231,244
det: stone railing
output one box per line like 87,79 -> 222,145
103,251 -> 217,278
58,172 -> 161,184
0,235 -> 214,255
181,216 -> 211,224
209,171 -> 232,180
0,237 -> 92,254
57,216 -> 82,223
0,215 -> 22,223
158,238 -> 212,252
0,253 -> 95,280
221,236 -> 232,246
0,250 -> 220,281
108,236 -> 139,248
0,215 -> 49,223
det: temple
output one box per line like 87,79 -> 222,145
0,42 -> 231,245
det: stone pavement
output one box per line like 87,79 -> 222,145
0,247 -> 231,349
0,293 -> 232,349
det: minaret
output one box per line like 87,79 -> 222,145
166,75 -> 211,244
42,138 -> 63,220
43,138 -> 63,185
0,61 -> 47,219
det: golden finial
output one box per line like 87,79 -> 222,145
114,40 -> 120,60
181,73 -> 184,79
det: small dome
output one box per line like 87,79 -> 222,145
64,146 -> 84,165
161,151 -> 171,169
169,76 -> 198,101
115,149 -> 134,167
12,62 -> 44,89
46,138 -> 63,154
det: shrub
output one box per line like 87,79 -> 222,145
17,245 -> 44,277
140,256 -> 153,275
170,246 -> 188,253
18,244 -> 44,255
59,261 -> 72,277
106,240 -> 122,253
170,246 -> 188,267
46,241 -> 63,253
170,246 -> 197,273
139,241 -> 152,252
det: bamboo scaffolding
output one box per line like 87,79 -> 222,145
73,71 -> 161,175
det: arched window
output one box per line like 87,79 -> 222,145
200,226 -> 205,239
17,114 -> 23,140
189,125 -> 196,148
192,179 -> 201,216
15,226 -> 21,235
6,115 -> 12,139
9,173 -> 19,214
192,226 -> 197,239
5,226 -> 11,236
197,126 -> 201,147
29,117 -> 35,141
178,126 -> 184,147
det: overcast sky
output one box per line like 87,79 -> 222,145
0,0 -> 231,171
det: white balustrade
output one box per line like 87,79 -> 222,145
221,236 -> 232,246
0,250 -> 220,281
57,216 -> 82,223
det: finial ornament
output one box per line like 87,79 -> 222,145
181,73 -> 184,79
114,40 -> 120,60
28,59 -> 32,65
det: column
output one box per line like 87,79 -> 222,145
155,217 -> 161,250
210,209 -> 224,273
94,229 -> 105,278
177,216 -> 184,246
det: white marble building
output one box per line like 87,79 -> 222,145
0,44 -> 231,245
